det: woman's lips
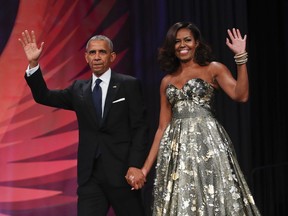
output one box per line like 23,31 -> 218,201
179,49 -> 189,54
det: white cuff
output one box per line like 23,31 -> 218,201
26,64 -> 40,77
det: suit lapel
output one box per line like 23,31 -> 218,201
102,72 -> 120,122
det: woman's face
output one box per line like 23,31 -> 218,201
174,28 -> 198,63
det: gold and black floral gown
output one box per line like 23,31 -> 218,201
152,78 -> 261,216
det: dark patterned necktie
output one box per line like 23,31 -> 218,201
92,79 -> 102,120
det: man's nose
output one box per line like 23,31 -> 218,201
94,52 -> 101,60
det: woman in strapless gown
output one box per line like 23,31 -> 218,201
139,22 -> 261,215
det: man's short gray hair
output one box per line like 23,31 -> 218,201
86,35 -> 113,51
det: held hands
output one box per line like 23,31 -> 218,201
226,28 -> 247,55
18,30 -> 44,68
125,167 -> 146,190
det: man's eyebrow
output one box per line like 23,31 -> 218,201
88,49 -> 108,53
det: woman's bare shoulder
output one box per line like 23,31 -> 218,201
208,61 -> 229,76
161,74 -> 173,86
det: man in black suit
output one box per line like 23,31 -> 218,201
19,30 -> 148,216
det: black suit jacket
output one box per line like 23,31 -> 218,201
25,68 -> 148,187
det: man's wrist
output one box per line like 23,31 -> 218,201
29,60 -> 39,69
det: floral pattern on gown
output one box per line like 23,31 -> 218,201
152,78 -> 261,216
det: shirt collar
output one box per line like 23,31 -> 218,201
92,68 -> 111,86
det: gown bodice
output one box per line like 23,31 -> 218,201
166,78 -> 216,119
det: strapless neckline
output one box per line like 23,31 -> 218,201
167,78 -> 215,90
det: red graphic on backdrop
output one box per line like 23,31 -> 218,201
0,0 -> 130,215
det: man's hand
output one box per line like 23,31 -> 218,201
18,30 -> 44,68
125,167 -> 146,190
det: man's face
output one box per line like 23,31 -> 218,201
85,40 -> 116,76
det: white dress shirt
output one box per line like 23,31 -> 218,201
91,69 -> 111,115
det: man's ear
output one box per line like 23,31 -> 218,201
110,52 -> 116,62
84,52 -> 89,63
